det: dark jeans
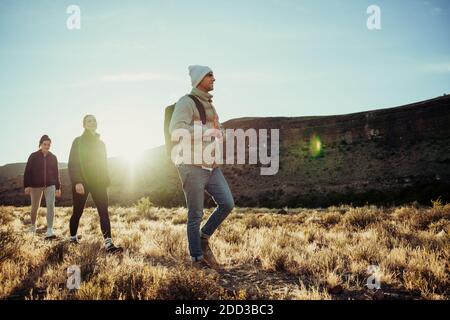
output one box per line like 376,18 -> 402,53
176,165 -> 234,260
69,184 -> 112,239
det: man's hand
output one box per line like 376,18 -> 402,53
24,187 -> 31,195
75,183 -> 85,195
204,128 -> 223,142
55,189 -> 62,198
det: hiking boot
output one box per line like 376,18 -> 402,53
105,243 -> 124,254
201,237 -> 220,268
191,258 -> 220,276
191,257 -> 212,269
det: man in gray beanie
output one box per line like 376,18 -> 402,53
169,65 -> 235,269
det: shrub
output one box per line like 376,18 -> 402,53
136,197 -> 157,220
342,207 -> 378,229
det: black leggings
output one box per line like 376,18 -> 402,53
69,184 -> 112,239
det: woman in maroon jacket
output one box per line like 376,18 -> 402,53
24,135 -> 61,239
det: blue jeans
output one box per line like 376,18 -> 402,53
176,164 -> 234,260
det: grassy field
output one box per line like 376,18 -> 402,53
0,199 -> 449,300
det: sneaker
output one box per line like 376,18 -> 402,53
69,236 -> 80,244
105,243 -> 123,254
29,225 -> 36,234
45,228 -> 57,240
201,238 -> 220,268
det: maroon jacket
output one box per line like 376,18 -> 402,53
23,151 -> 61,190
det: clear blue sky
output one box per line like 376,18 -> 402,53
0,0 -> 449,165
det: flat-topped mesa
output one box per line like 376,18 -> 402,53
223,95 -> 450,147
219,95 -> 450,207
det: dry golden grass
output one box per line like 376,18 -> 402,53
0,200 -> 449,300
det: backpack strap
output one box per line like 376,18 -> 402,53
188,94 -> 207,125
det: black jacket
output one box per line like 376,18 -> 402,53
68,130 -> 111,188
23,151 -> 61,189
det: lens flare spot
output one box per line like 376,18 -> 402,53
309,134 -> 322,157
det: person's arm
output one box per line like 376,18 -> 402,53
216,112 -> 226,142
208,105 -> 225,142
54,155 -> 61,190
68,138 -> 83,185
101,142 -> 111,187
23,153 -> 33,189
169,96 -> 204,139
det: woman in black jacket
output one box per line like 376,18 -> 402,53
68,115 -> 122,253
24,135 -> 61,239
